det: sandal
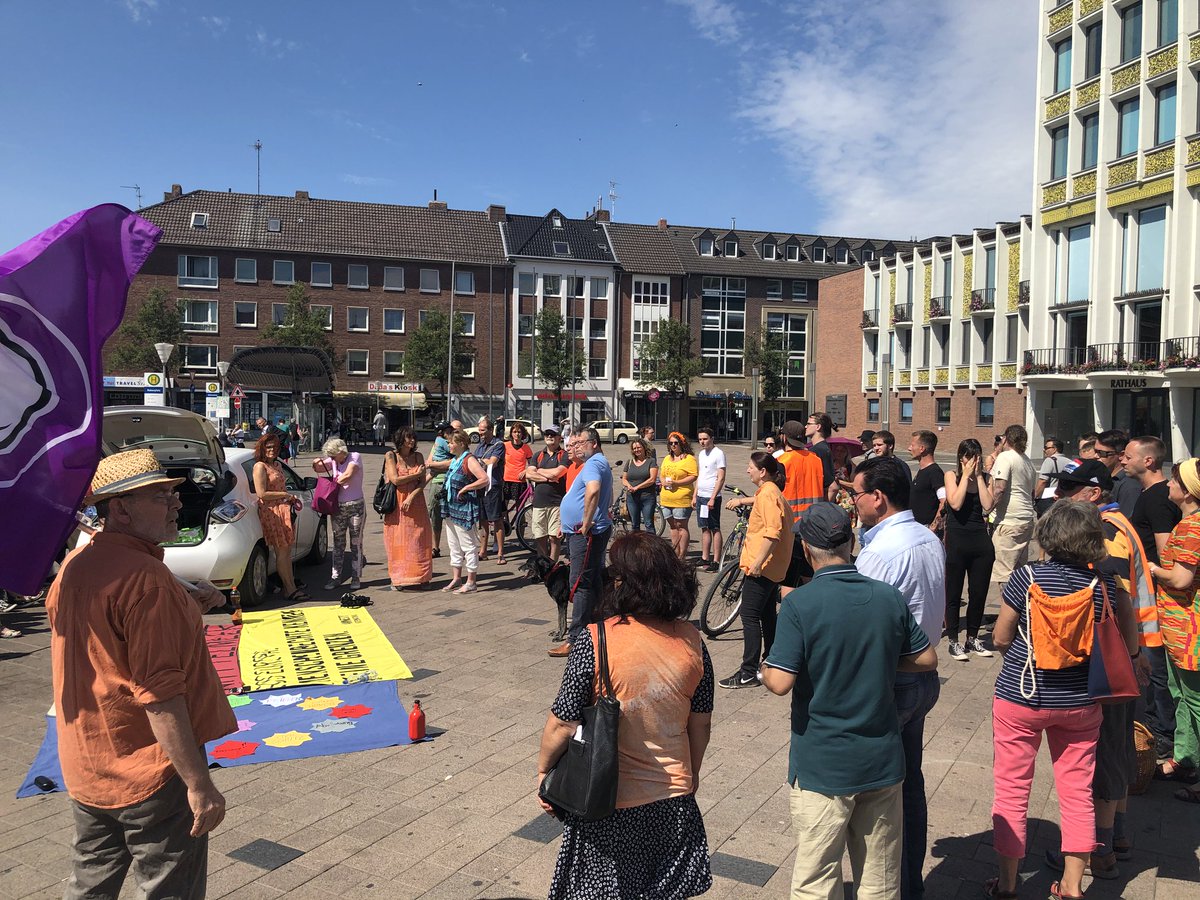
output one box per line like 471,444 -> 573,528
1173,786 -> 1200,803
0,627 -> 21,639
440,581 -> 461,593
1048,882 -> 1084,900
1154,760 -> 1198,783
283,589 -> 311,603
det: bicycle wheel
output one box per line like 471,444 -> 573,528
719,526 -> 746,569
653,503 -> 667,535
514,504 -> 535,552
699,560 -> 745,638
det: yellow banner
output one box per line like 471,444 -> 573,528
237,606 -> 412,691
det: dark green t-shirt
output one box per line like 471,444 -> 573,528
765,564 -> 929,795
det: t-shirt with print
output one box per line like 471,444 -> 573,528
472,436 -> 505,490
531,448 -> 568,508
910,463 -> 944,527
560,453 -> 613,534
696,447 -> 726,498
1132,480 -> 1181,565
1156,510 -> 1200,670
991,449 -> 1037,526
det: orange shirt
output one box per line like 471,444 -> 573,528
564,460 -> 584,491
741,480 -> 794,582
503,440 -> 533,483
590,617 -> 705,808
48,533 -> 236,809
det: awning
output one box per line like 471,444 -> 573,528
226,347 -> 336,393
332,391 -> 427,409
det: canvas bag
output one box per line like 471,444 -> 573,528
1019,566 -> 1098,701
311,456 -> 342,516
1087,582 -> 1140,704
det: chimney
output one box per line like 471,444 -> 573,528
593,209 -> 610,223
486,204 -> 506,223
428,188 -> 447,210
164,183 -> 183,202
657,218 -> 668,230
295,189 -> 309,201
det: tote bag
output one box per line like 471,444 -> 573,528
311,471 -> 340,516
539,621 -> 620,822
1087,581 -> 1140,704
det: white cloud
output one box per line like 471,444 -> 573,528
701,0 -> 1037,237
253,27 -> 301,58
200,16 -> 229,34
667,0 -> 741,45
519,49 -> 531,63
122,0 -> 157,23
340,174 -> 395,187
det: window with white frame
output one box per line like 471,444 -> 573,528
518,272 -> 535,295
311,262 -> 332,287
811,244 -> 827,263
418,310 -> 428,326
234,302 -> 257,328
762,241 -> 776,260
180,299 -> 218,333
589,319 -> 607,340
348,264 -> 369,289
835,246 -> 848,264
552,241 -> 570,256
591,277 -> 608,298
631,278 -> 669,376
347,308 -> 369,331
458,355 -> 475,378
182,344 -> 217,372
588,357 -> 606,378
272,303 -> 288,326
383,351 -> 405,375
936,397 -> 951,424
765,311 -> 807,397
862,249 -> 875,262
543,274 -> 562,297
346,350 -> 369,375
567,276 -> 585,298
420,268 -> 440,292
633,279 -> 668,305
178,255 -> 218,288
190,212 -> 208,229
455,270 -> 475,294
566,316 -> 583,337
235,258 -> 256,283
792,280 -> 809,301
311,305 -> 332,330
786,244 -> 800,261
273,260 -> 294,285
383,309 -> 405,333
701,276 -> 746,375
724,239 -> 738,257
699,237 -> 714,256
518,314 -> 533,337
459,312 -> 476,336
384,267 -> 405,291
767,279 -> 783,299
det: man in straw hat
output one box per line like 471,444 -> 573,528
46,449 -> 236,898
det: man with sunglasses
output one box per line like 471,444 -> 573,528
1094,429 -> 1140,518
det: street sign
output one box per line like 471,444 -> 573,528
206,396 -> 230,419
648,389 -> 661,402
234,397 -> 243,410
230,385 -> 246,399
825,394 -> 848,428
143,372 -> 166,407
205,381 -> 221,396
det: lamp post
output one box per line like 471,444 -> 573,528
154,342 -> 173,407
751,367 -> 760,450
216,360 -> 230,429
188,373 -> 196,414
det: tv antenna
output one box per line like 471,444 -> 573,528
251,139 -> 263,197
608,180 -> 619,220
120,184 -> 143,209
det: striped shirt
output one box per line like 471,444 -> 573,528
995,562 -> 1113,709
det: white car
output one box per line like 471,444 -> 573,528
585,419 -> 639,444
89,407 -> 327,606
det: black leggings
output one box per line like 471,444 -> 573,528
944,528 -> 995,641
739,574 -> 780,677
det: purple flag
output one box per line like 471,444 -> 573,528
0,205 -> 161,595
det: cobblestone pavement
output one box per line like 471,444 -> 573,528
1,444 -> 1197,899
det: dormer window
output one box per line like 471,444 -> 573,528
552,216 -> 563,227
700,237 -> 714,256
190,212 -> 208,229
552,241 -> 570,256
811,245 -> 827,263
863,249 -> 875,262
724,240 -> 738,257
786,244 -> 800,261
835,246 -> 848,264
762,242 -> 777,260
267,218 -> 281,233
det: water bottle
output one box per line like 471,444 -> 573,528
230,586 -> 243,626
408,699 -> 426,741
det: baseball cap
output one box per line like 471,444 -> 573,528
783,420 -> 806,449
857,429 -> 875,445
1053,458 -> 1113,491
542,424 -> 560,435
796,502 -> 852,549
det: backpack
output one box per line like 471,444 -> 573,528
1018,565 -> 1101,701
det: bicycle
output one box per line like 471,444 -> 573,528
711,486 -> 750,570
610,488 -> 667,535
503,482 -> 536,553
699,558 -> 746,638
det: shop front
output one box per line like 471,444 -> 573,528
102,375 -> 149,408
689,390 -> 751,442
1112,383 -> 1170,458
622,389 -> 684,436
332,382 -> 428,443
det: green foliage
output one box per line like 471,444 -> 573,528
635,319 -> 705,392
260,284 -> 339,367
532,308 -> 583,399
742,328 -> 788,405
106,287 -> 187,375
403,307 -> 475,400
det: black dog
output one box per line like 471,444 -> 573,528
521,553 -> 572,641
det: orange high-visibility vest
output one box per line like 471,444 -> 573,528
779,447 -> 825,532
1101,508 -> 1161,648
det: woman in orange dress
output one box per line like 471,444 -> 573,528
252,433 -> 309,602
384,427 -> 433,588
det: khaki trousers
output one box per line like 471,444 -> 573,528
788,781 -> 902,900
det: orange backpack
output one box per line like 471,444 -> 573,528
1019,567 -> 1102,701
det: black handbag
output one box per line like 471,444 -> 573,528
538,621 -> 621,822
372,455 -> 398,516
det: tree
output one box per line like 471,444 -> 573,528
404,308 -> 475,412
532,308 -> 583,408
635,319 -> 706,426
260,284 -> 339,367
743,328 -> 789,432
106,287 -> 186,375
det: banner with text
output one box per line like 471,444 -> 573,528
237,606 -> 412,691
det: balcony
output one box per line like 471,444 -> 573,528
1022,347 -> 1089,376
929,296 -> 951,321
1018,281 -> 1031,307
862,308 -> 879,330
970,288 -> 996,315
1083,342 -> 1161,373
893,302 -> 913,325
1160,337 -> 1200,370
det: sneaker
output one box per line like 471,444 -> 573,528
706,562 -> 720,573
0,600 -> 17,614
349,580 -> 361,591
967,637 -> 994,658
718,672 -> 761,690
324,580 -> 340,591
948,641 -> 970,661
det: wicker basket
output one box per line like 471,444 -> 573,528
1130,720 -> 1157,795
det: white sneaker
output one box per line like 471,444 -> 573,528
948,641 -> 970,661
967,637 -> 994,658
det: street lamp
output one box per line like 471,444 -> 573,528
154,342 -> 173,407
216,360 -> 231,430
188,373 -> 196,414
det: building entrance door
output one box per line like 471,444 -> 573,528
1113,389 -> 1170,457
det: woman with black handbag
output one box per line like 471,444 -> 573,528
537,531 -> 714,899
382,427 -> 431,589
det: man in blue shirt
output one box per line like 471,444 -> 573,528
762,502 -> 937,899
549,427 -> 612,657
851,456 -> 946,900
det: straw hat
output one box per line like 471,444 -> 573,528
85,449 -> 184,505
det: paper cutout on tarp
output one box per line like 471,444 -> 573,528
298,695 -> 342,711
210,740 -> 259,760
260,693 -> 303,708
236,719 -> 256,732
236,606 -> 411,691
203,680 -> 411,768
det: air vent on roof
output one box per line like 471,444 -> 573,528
190,212 -> 208,229
553,241 -> 570,256
267,218 -> 281,233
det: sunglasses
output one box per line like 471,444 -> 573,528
1095,450 -> 1119,458
668,440 -> 680,446
764,441 -> 776,447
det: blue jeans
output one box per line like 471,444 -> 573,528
1139,644 -> 1177,758
894,670 -> 940,900
628,490 -> 656,532
565,528 -> 611,644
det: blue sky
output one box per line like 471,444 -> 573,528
2,0 -> 1036,253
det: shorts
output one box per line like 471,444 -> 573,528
504,481 -> 525,505
664,506 -> 692,522
992,520 -> 1035,583
480,486 -> 504,523
696,496 -> 722,532
531,506 -> 561,539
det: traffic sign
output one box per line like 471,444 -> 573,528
234,397 -> 243,410
230,385 -> 246,399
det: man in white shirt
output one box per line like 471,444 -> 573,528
694,427 -> 727,573
850,456 -> 945,900
372,410 -> 387,447
986,424 -> 1038,590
